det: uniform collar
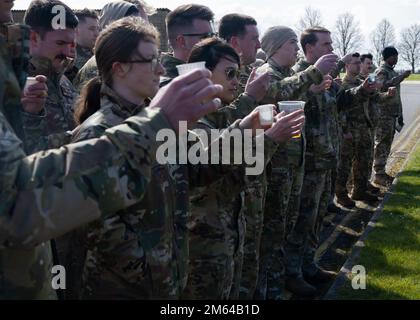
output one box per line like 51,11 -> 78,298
161,53 -> 184,78
100,83 -> 144,117
76,45 -> 93,57
381,61 -> 395,70
267,58 -> 291,76
343,73 -> 359,84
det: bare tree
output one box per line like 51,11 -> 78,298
370,19 -> 396,65
333,13 -> 363,56
296,6 -> 325,33
399,24 -> 420,73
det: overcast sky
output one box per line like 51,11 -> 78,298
14,0 -> 420,66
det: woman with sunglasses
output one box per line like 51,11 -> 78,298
183,37 -> 261,299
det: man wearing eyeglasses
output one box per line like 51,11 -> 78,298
160,4 -> 215,87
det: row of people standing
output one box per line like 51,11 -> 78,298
0,0 -> 408,299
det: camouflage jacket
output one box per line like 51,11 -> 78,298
0,26 -> 57,300
293,59 -> 371,170
342,74 -> 391,128
358,73 -> 391,127
70,84 -> 187,299
75,45 -> 93,71
186,105 -> 280,298
259,59 -> 323,105
0,94 -> 182,299
1,42 -> 182,299
257,59 -> 323,168
73,55 -> 98,91
238,64 -> 252,93
160,53 -> 184,87
23,56 -> 78,153
375,62 -> 404,118
69,86 -> 267,299
0,23 -> 30,142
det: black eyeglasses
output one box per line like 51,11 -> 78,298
182,32 -> 218,39
225,68 -> 241,81
124,56 -> 161,71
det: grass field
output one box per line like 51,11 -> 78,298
406,74 -> 420,81
337,143 -> 420,300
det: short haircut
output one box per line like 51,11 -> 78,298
166,4 -> 214,45
300,26 -> 331,54
188,37 -> 240,71
23,0 -> 79,37
218,13 -> 257,42
75,8 -> 98,23
382,46 -> 398,60
352,52 -> 360,58
361,53 -> 373,62
24,0 -> 78,37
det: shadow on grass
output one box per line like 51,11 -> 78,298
337,248 -> 416,300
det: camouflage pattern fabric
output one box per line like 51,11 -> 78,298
284,169 -> 331,278
373,62 -> 405,175
73,55 -> 98,92
335,75 -> 375,194
0,23 -> 30,142
23,56 -> 78,153
255,60 -> 322,299
284,58 -> 371,279
183,108 -> 246,300
74,45 -> 93,72
159,53 -> 184,87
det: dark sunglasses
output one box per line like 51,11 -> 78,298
225,68 -> 241,81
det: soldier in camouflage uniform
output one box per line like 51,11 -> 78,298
218,14 -> 270,300
74,9 -> 99,72
66,18 -> 189,299
0,1 -> 57,299
373,46 -> 410,187
253,26 -> 323,300
183,38 -> 249,300
359,53 -> 382,195
335,53 -> 395,206
64,9 -> 99,83
160,4 -> 216,87
182,38 -> 306,299
73,0 -> 141,90
0,13 -> 32,143
22,0 -> 80,153
284,27 -> 376,297
254,26 -> 340,300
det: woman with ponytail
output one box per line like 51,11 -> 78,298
61,16 -> 192,300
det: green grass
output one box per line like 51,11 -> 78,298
337,143 -> 420,300
406,74 -> 420,81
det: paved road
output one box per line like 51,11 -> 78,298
399,81 -> 420,136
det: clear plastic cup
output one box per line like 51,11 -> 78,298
278,101 -> 305,138
24,77 -> 38,95
257,104 -> 274,126
176,61 -> 207,75
278,101 -> 305,113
